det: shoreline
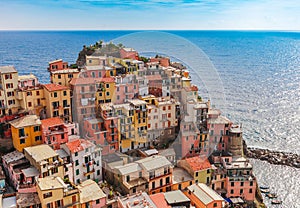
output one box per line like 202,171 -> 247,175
245,145 -> 300,168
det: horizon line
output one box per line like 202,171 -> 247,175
0,29 -> 300,32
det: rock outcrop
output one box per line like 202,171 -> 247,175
245,145 -> 300,168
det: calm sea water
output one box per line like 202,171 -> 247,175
0,31 -> 299,207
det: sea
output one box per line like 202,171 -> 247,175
0,31 -> 299,207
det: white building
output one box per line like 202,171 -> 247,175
61,139 -> 102,184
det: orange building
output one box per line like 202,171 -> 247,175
10,115 -> 42,152
185,183 -> 224,208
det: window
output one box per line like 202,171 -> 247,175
126,175 -> 130,182
75,160 -> 79,166
207,169 -> 210,174
97,170 -> 100,176
106,91 -> 110,96
35,136 -> 42,141
139,172 -> 142,178
240,189 -> 243,194
63,91 -> 67,96
76,169 -> 79,175
54,92 -> 57,97
249,188 -> 253,193
75,152 -> 78,157
213,203 -> 218,207
34,126 -> 40,132
19,128 -> 25,137
152,181 -> 155,189
20,139 -> 25,144
240,182 -> 244,186
231,182 -> 234,187
195,172 -> 198,177
96,199 -> 100,204
43,192 -> 52,199
230,189 -> 234,194
250,181 -> 253,186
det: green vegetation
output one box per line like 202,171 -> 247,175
139,56 -> 149,63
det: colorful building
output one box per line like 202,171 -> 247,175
0,66 -> 19,116
185,183 -> 224,208
114,103 -> 135,153
128,99 -> 148,149
48,59 -> 69,72
24,144 -> 64,178
41,117 -> 68,150
61,139 -> 102,184
10,115 -> 42,152
77,179 -> 107,208
94,77 -> 115,104
178,156 -> 212,185
36,176 -> 80,208
42,83 -> 72,123
96,103 -> 119,153
120,48 -> 138,60
16,74 -> 46,117
50,68 -> 79,87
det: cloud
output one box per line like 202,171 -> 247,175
0,0 -> 300,30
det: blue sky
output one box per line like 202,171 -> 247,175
0,0 -> 299,30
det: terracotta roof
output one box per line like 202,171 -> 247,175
150,193 -> 171,208
65,139 -> 94,153
41,117 -> 64,129
69,77 -> 114,86
185,156 -> 211,172
43,83 -> 69,92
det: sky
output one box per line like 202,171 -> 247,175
0,0 -> 299,30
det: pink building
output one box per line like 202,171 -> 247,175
18,74 -> 39,89
114,75 -> 139,104
207,109 -> 232,153
223,156 -> 256,201
178,121 -> 200,158
120,48 -> 138,59
41,117 -> 68,150
83,118 -> 110,154
1,151 -> 38,192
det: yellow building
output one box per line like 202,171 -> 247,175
43,84 -> 72,123
36,176 -> 80,208
178,156 -> 212,184
24,144 -> 64,178
95,77 -> 116,105
50,68 -> 80,87
128,99 -> 148,148
114,103 -> 135,152
9,115 -> 42,152
16,75 -> 46,116
0,66 -> 19,116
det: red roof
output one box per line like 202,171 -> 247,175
150,193 -> 171,208
65,139 -> 94,153
43,84 -> 69,92
41,117 -> 64,129
185,156 -> 211,172
69,77 -> 115,86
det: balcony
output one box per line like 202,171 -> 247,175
83,169 -> 95,176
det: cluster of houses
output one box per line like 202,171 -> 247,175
0,46 -> 257,207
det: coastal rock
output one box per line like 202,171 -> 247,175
245,142 -> 300,168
